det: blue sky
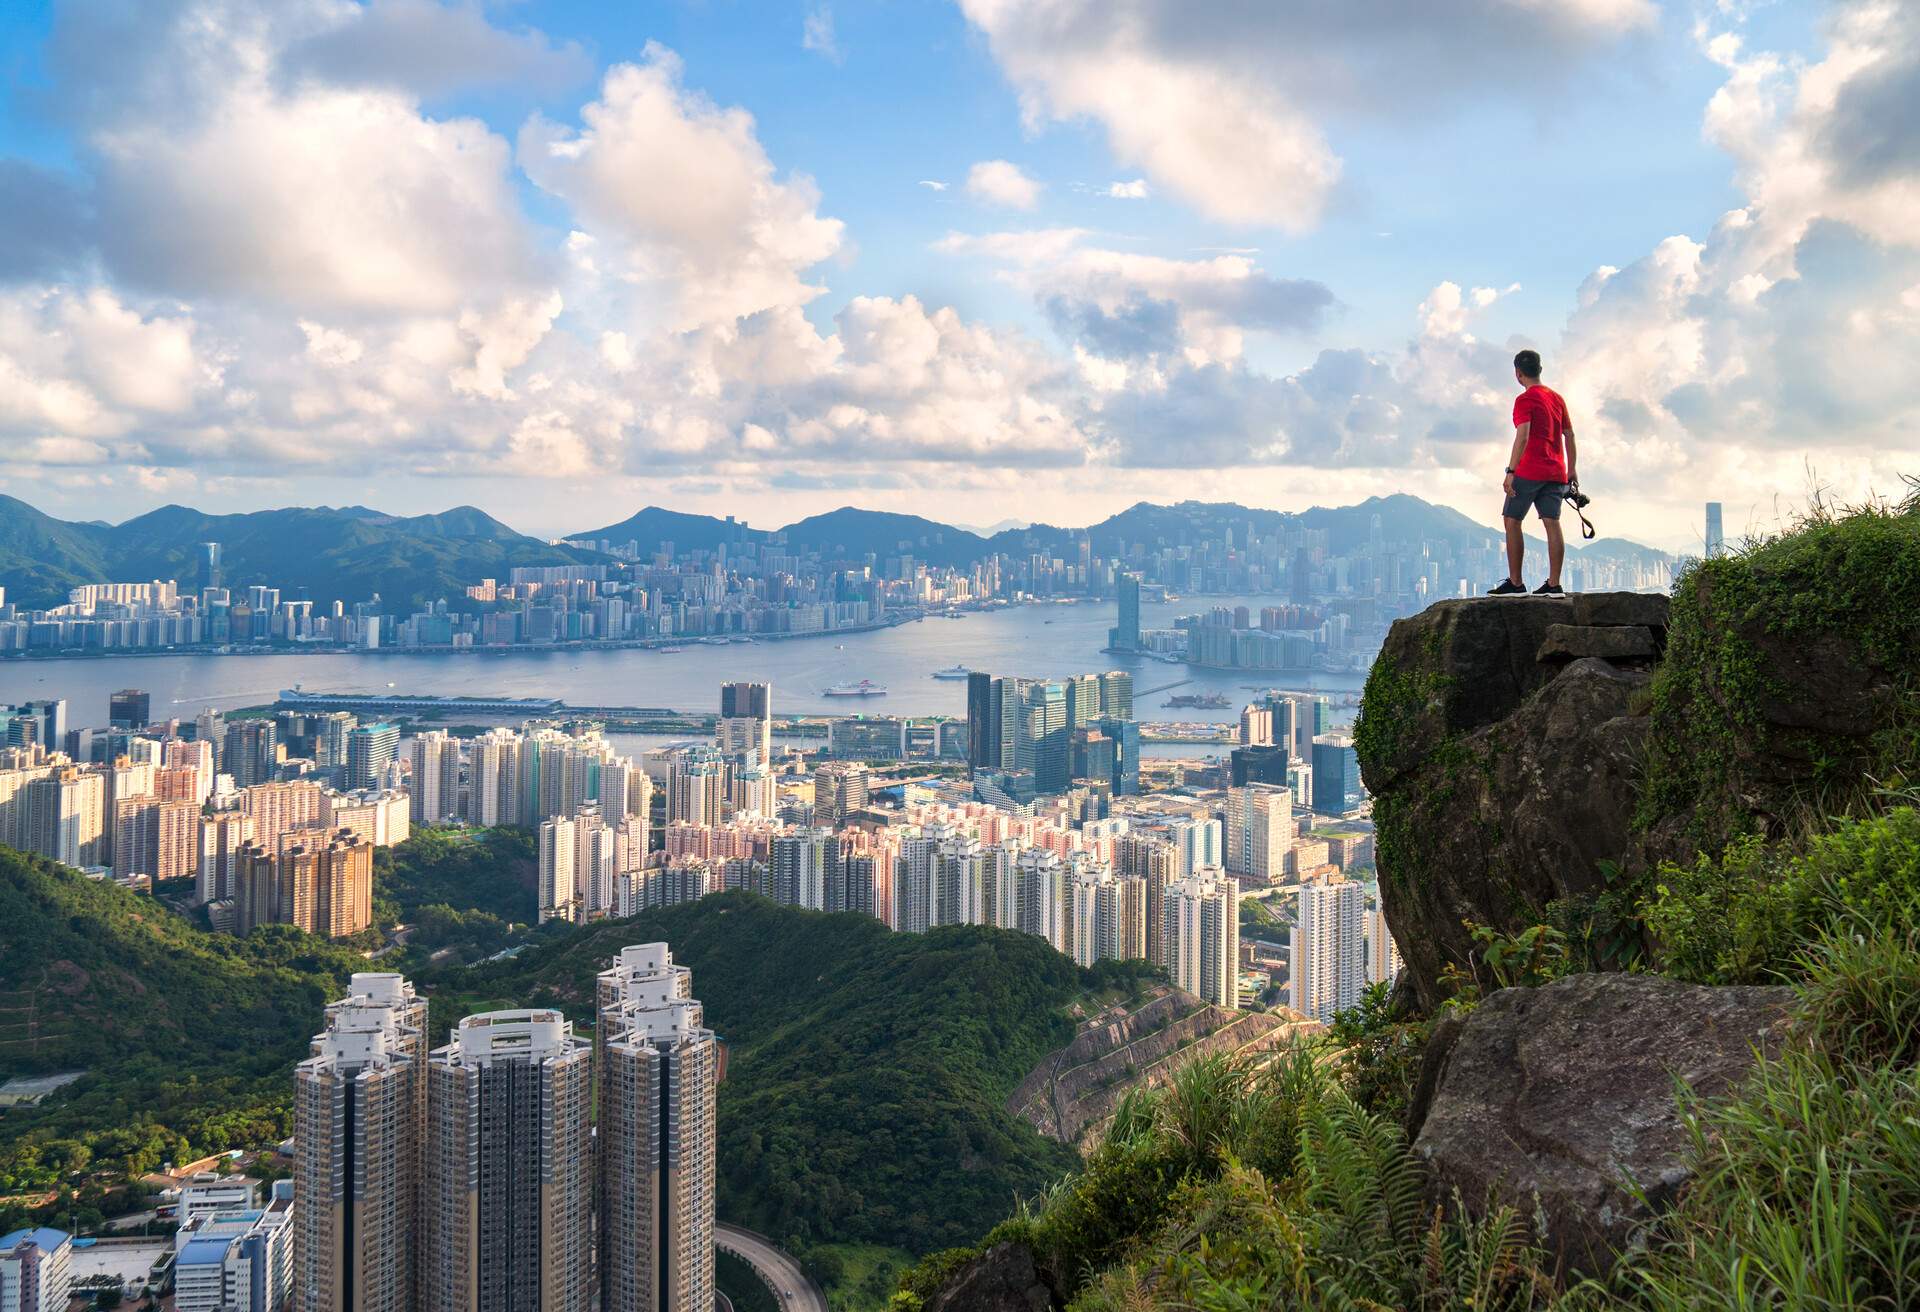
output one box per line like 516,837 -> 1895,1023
0,0 -> 1914,551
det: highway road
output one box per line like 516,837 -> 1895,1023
717,1223 -> 828,1312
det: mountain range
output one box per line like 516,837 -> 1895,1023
0,493 -> 1672,610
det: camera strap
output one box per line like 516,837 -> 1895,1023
1568,483 -> 1596,540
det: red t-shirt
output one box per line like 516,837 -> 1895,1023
1512,385 -> 1570,482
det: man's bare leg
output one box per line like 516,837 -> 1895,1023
1544,517 -> 1565,587
1503,516 -> 1525,585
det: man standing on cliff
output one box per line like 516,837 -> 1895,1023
1489,348 -> 1578,596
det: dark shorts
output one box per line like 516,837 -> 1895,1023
1503,476 -> 1564,521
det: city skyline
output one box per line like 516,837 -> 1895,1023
2,2 -> 1911,551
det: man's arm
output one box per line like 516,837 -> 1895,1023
1505,422 -> 1529,495
1564,422 -> 1578,484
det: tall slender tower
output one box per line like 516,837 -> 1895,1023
717,682 -> 772,767
293,973 -> 427,1312
422,1011 -> 594,1312
1164,871 -> 1241,1008
1290,880 -> 1365,1021
597,945 -> 719,1312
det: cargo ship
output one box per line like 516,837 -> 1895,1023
823,679 -> 888,697
1163,692 -> 1231,710
931,665 -> 973,680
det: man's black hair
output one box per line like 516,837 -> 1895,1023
1514,349 -> 1543,379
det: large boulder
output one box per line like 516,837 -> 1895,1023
1362,647 -> 1653,1009
1410,973 -> 1793,1276
924,1242 -> 1057,1312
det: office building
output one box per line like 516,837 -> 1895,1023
293,973 -> 427,1312
199,541 -> 224,593
717,682 -> 773,766
345,723 -> 399,791
1290,880 -> 1366,1022
1230,744 -> 1290,788
597,945 -> 719,1312
965,672 -> 999,770
1310,735 -> 1362,817
1108,572 -> 1141,651
1705,502 -> 1724,558
0,1228 -> 71,1312
1097,717 -> 1141,796
422,1010 -> 594,1312
109,688 -> 151,731
1237,704 -> 1272,747
1164,872 -> 1240,1007
1224,785 -> 1293,884
812,761 -> 870,828
172,1190 -> 294,1312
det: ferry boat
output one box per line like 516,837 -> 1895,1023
823,679 -> 888,698
931,665 -> 973,680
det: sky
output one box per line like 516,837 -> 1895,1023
0,0 -> 1915,553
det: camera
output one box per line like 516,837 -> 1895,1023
1565,484 -> 1592,510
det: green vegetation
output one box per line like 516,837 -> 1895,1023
0,848 -> 367,1231
374,825 -> 536,962
0,495 -> 597,610
716,1248 -> 781,1312
431,894 -> 1155,1261
897,1049 -> 1560,1311
1639,495 -> 1920,845
902,500 -> 1920,1309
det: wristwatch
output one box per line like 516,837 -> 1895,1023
1504,467 -> 1516,475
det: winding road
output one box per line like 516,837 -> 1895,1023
717,1222 -> 828,1312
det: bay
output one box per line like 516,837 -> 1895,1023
0,596 -> 1367,729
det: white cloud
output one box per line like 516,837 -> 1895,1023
1104,179 -> 1150,199
939,228 -> 1333,363
802,7 -> 843,63
957,0 -> 1654,229
965,160 -> 1043,210
519,47 -> 845,330
917,179 -> 949,191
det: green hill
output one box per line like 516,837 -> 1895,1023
2,853 -> 1147,1266
0,498 -> 597,610
0,848 -> 367,1202
425,892 -> 1150,1257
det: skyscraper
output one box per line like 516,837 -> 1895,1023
965,672 -> 1000,771
1165,872 -> 1240,1007
717,682 -> 772,766
1310,735 -> 1361,817
1705,502 -> 1724,559
199,541 -> 223,593
1237,704 -> 1272,747
1108,572 -> 1142,652
1229,744 -> 1290,788
109,689 -> 150,731
422,1011 -> 594,1312
345,723 -> 399,790
597,945 -> 719,1312
224,721 -> 279,788
293,973 -> 427,1312
1224,785 -> 1293,884
1290,880 -> 1366,1021
1367,906 -> 1403,986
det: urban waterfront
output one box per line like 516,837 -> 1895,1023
0,595 -> 1369,726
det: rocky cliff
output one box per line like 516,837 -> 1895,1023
1355,592 -> 1668,1009
1006,986 -> 1316,1149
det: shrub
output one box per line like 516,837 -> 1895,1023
1644,807 -> 1920,984
1615,930 -> 1920,1310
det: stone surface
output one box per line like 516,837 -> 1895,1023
924,1242 -> 1057,1312
1570,592 -> 1670,632
1368,656 -> 1652,1009
1537,624 -> 1657,663
1411,973 -> 1793,1277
